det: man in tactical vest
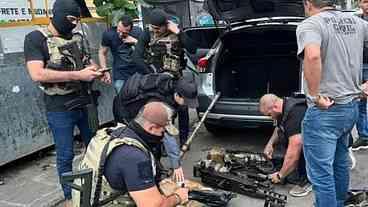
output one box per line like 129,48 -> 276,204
352,0 -> 368,151
133,8 -> 197,149
76,102 -> 189,207
113,72 -> 198,183
259,94 -> 312,197
24,0 -> 109,206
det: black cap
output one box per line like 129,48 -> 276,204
149,9 -> 168,26
175,72 -> 199,108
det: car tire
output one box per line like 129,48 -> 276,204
204,122 -> 225,135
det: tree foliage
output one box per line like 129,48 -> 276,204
93,0 -> 142,25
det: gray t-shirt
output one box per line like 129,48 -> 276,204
296,10 -> 368,106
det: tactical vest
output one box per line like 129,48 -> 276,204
277,97 -> 306,142
144,28 -> 184,76
72,124 -> 156,207
38,28 -> 84,95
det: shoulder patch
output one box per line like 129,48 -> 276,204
137,160 -> 154,181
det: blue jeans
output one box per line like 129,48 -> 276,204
357,64 -> 368,140
47,110 -> 92,200
163,133 -> 181,169
302,101 -> 358,207
113,79 -> 125,94
357,98 -> 368,140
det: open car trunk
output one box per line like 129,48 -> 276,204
215,25 -> 300,100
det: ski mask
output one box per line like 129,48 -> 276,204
51,0 -> 81,36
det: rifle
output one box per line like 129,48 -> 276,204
61,169 -> 93,207
58,40 -> 100,136
188,190 -> 235,207
180,92 -> 221,159
61,168 -> 234,207
193,149 -> 288,207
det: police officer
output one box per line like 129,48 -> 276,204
259,94 -> 311,197
297,0 -> 368,205
113,72 -> 198,183
133,9 -> 197,148
76,102 -> 189,207
23,0 -> 109,206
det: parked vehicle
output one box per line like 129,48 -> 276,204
185,0 -> 306,134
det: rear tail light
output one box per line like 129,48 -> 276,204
197,57 -> 209,69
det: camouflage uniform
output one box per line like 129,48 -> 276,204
38,27 -> 84,95
144,28 -> 184,77
73,124 -> 156,207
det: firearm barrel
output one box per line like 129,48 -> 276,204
180,92 -> 221,159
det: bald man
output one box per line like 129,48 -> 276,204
259,94 -> 311,197
78,102 -> 189,207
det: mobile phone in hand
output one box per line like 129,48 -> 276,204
99,68 -> 111,73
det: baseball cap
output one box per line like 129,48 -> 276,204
149,9 -> 168,26
175,72 -> 199,108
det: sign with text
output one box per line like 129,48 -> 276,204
0,0 -> 56,22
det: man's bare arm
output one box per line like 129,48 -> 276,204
264,127 -> 280,159
129,186 -> 187,207
303,44 -> 322,96
98,46 -> 109,69
26,60 -> 102,83
279,134 -> 302,178
267,127 -> 280,146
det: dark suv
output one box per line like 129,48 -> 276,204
184,0 -> 305,134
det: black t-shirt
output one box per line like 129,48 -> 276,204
101,26 -> 142,81
24,30 -> 80,112
281,104 -> 307,143
104,128 -> 156,192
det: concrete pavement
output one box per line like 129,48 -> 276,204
1,114 -> 368,207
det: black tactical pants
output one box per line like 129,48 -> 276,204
178,106 -> 189,146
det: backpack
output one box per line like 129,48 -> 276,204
113,73 -> 175,123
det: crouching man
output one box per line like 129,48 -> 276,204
259,94 -> 312,197
74,102 -> 188,207
113,72 -> 199,182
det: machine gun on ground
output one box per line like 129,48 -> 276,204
193,147 -> 287,207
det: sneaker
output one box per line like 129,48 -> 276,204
349,147 -> 356,170
351,139 -> 368,151
344,191 -> 368,206
289,182 -> 312,197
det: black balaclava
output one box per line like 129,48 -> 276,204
52,0 -> 81,37
128,121 -> 163,160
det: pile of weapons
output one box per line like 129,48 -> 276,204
345,190 -> 368,207
193,147 -> 287,207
